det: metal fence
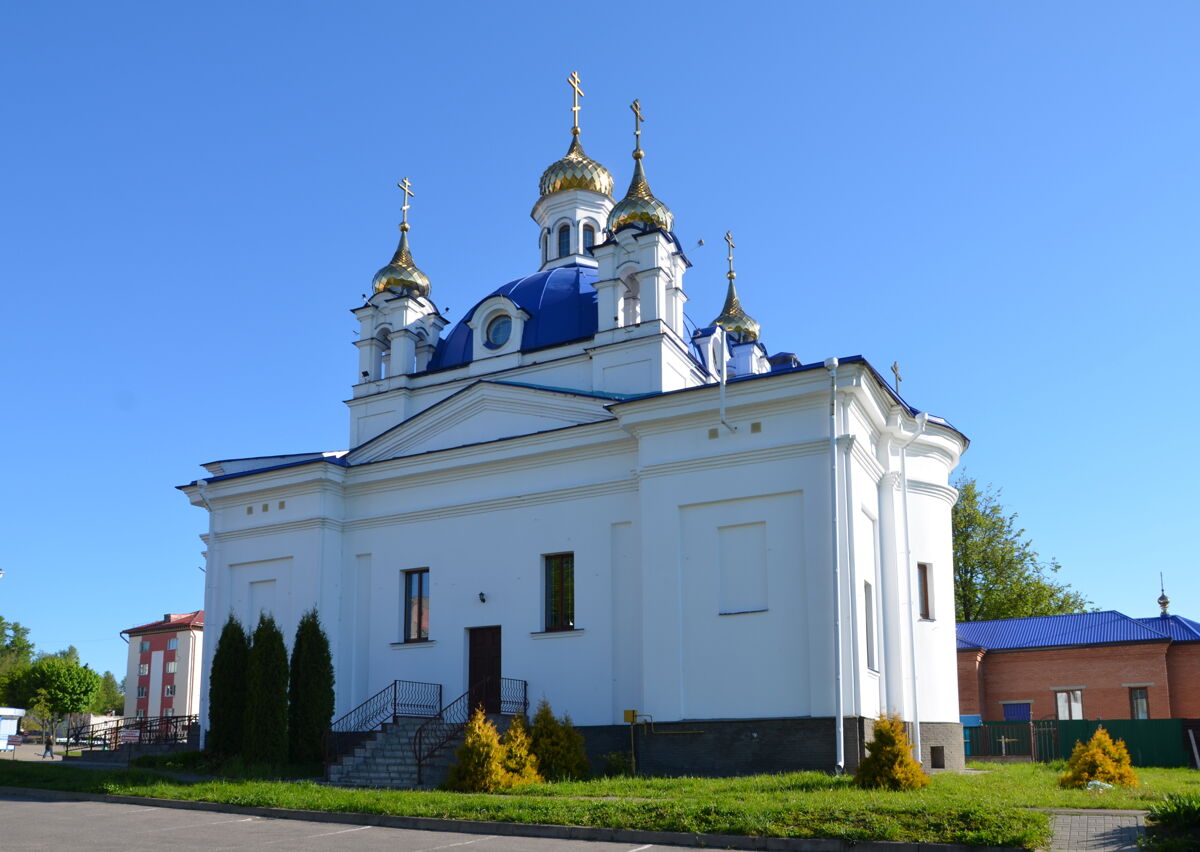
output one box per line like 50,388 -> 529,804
964,718 -> 1196,767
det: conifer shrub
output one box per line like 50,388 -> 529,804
207,615 -> 249,757
853,714 -> 930,790
444,706 -> 510,792
500,713 -> 542,786
288,608 -> 335,765
1058,726 -> 1138,789
529,698 -> 591,781
243,613 -> 289,765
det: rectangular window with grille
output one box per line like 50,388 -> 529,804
544,553 -> 575,631
403,569 -> 429,642
1130,687 -> 1149,719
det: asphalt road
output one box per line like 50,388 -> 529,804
0,792 -> 664,852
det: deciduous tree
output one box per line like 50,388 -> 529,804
953,475 -> 1089,622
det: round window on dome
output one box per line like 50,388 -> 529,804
485,315 -> 512,348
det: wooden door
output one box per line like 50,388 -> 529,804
468,626 -> 501,714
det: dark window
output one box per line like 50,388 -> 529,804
485,315 -> 512,348
403,569 -> 430,641
139,640 -> 150,653
541,231 -> 548,263
1130,687 -> 1149,719
1002,702 -> 1031,721
136,686 -> 147,698
557,225 -> 571,258
164,684 -> 175,697
544,553 -> 575,631
1056,689 -> 1083,720
583,225 -> 595,251
917,563 -> 932,619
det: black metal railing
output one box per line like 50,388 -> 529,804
324,679 -> 442,764
69,714 -> 198,751
412,676 -> 527,784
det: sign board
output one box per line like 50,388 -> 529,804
119,729 -> 141,743
6,735 -> 21,746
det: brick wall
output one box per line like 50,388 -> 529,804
974,643 -> 1172,721
1167,644 -> 1200,717
958,649 -> 985,715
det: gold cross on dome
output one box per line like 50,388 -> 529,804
396,177 -> 415,227
724,230 -> 736,277
631,98 -> 644,143
567,71 -> 584,131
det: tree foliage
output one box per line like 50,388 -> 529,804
0,615 -> 35,706
953,475 -> 1089,622
529,699 -> 590,781
1059,726 -> 1138,789
444,708 -> 543,791
854,715 -> 930,790
207,614 -> 249,757
13,656 -> 101,735
90,671 -> 125,715
500,713 -> 542,785
244,613 -> 289,765
288,608 -> 335,764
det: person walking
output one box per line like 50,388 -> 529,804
41,731 -> 53,759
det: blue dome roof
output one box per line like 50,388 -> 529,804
427,264 -> 598,371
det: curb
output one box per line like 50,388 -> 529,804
0,785 -> 1027,852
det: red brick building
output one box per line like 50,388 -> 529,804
121,611 -> 205,720
957,610 -> 1200,722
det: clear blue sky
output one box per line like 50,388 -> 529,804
2,2 -> 1197,681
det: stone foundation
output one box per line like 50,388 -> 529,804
576,716 -> 964,776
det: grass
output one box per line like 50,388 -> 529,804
1,760 -> 1198,849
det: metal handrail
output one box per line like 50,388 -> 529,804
69,714 -> 198,751
324,679 -> 442,765
412,676 -> 528,784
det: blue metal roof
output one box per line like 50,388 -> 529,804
1134,614 -> 1200,642
955,610 -> 1177,651
426,265 -> 598,371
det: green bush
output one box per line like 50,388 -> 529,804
243,613 -> 289,765
853,715 -> 929,790
288,608 -> 335,765
1144,794 -> 1200,850
529,699 -> 590,781
601,750 -> 634,777
207,615 -> 249,757
1058,726 -> 1137,789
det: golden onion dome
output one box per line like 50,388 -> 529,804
607,149 -> 674,233
713,273 -> 760,343
371,226 -> 430,297
538,131 -> 614,197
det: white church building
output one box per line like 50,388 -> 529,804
182,77 -> 968,775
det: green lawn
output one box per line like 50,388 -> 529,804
1,760 -> 1197,849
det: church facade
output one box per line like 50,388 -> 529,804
182,77 -> 968,773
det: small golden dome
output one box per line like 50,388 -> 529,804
539,132 -> 614,197
607,150 -> 674,233
372,226 -> 430,297
714,275 -> 760,343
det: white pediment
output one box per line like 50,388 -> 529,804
348,381 -> 616,463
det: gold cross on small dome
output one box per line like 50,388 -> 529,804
567,71 -> 584,132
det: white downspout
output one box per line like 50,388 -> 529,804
194,479 -> 216,748
717,328 -> 737,433
898,412 -> 928,763
824,357 -> 843,773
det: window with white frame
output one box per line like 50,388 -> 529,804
1056,689 -> 1083,720
166,638 -> 178,651
136,686 -> 147,698
165,661 -> 177,674
138,663 -> 149,676
164,684 -> 176,697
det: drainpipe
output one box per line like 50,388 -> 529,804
824,357 -> 843,773
194,479 -> 216,747
897,412 -> 928,763
717,327 -> 736,433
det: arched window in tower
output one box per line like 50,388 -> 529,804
376,329 -> 391,379
583,225 -> 595,253
541,231 -> 548,264
557,224 -> 571,258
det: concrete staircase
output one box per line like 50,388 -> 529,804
326,715 -> 456,789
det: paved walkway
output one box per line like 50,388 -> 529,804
1043,809 -> 1146,851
